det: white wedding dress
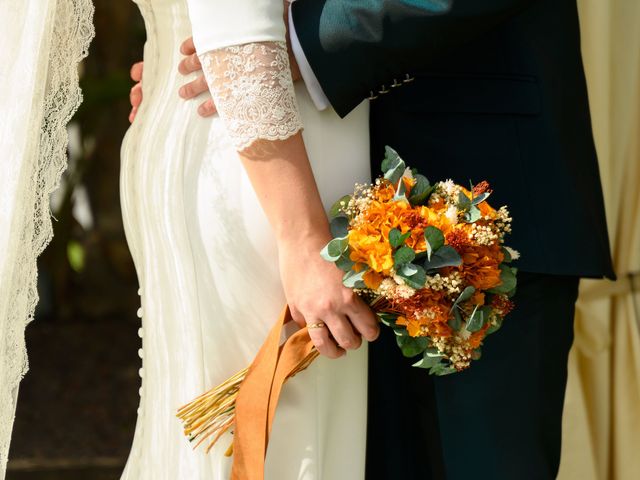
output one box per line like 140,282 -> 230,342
119,0 -> 370,478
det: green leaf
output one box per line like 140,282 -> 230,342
466,305 -> 484,332
424,245 -> 462,271
397,264 -> 427,289
329,195 -> 351,218
383,147 -> 406,185
408,174 -> 433,205
487,264 -> 518,295
328,236 -> 349,257
393,245 -> 416,266
342,268 -> 367,289
330,215 -> 349,238
472,192 -> 491,205
400,263 -> 418,276
471,348 -> 482,360
458,191 -> 472,210
377,312 -> 398,328
501,246 -> 513,263
389,228 -> 411,248
451,285 -> 476,311
429,363 -> 457,376
464,205 -> 481,223
424,226 -> 445,261
335,254 -> 355,272
448,307 -> 463,331
412,348 -> 444,369
394,177 -> 408,201
486,316 -> 504,335
396,334 -> 429,358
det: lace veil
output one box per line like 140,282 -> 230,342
0,0 -> 94,475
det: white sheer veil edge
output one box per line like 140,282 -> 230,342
0,0 -> 94,476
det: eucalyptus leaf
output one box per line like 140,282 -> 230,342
393,246 -> 416,266
381,146 -> 402,173
424,245 -> 462,271
396,335 -> 429,358
383,149 -> 406,186
429,364 -> 457,376
330,215 -> 349,238
424,226 -> 445,261
451,285 -> 476,311
377,312 -> 398,327
408,174 -> 432,205
329,195 -> 351,219
335,254 -> 355,272
472,192 -> 491,205
487,264 -> 517,295
400,263 -> 419,276
320,238 -> 346,262
389,228 -> 411,248
327,236 -> 349,258
397,264 -> 427,289
464,205 -> 481,223
342,268 -> 367,289
458,191 -> 472,210
413,349 -> 444,369
486,316 -> 504,335
448,307 -> 463,331
465,305 -> 484,332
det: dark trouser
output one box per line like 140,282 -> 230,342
365,272 -> 580,480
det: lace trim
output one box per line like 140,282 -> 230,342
200,42 -> 303,151
0,0 -> 94,474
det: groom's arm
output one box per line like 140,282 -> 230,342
291,0 -> 537,117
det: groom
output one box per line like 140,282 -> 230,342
131,0 -> 614,478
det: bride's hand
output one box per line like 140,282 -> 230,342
278,232 -> 380,359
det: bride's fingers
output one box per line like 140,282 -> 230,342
324,313 -> 362,351
198,99 -> 217,117
178,53 -> 202,75
179,75 -> 208,99
346,297 -> 380,342
307,323 -> 345,359
180,36 -> 196,56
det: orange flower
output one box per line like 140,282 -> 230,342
395,316 -> 425,337
348,229 -> 394,274
363,269 -> 384,290
459,244 -> 504,291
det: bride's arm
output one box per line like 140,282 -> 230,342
186,1 -> 379,357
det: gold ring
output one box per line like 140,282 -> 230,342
307,322 -> 326,329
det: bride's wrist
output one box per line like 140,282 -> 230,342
275,219 -> 331,250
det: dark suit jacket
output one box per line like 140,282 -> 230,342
292,0 -> 615,279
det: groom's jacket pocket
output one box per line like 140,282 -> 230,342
391,73 -> 541,116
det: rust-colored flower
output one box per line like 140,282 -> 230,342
459,244 -> 504,291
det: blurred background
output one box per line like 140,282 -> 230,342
5,0 -> 640,479
6,2 -> 145,478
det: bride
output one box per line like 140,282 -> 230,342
120,0 -> 377,478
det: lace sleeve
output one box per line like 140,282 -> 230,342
200,41 -> 303,151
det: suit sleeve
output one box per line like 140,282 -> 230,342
291,0 -> 537,117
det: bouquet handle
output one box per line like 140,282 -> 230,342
231,305 -> 316,480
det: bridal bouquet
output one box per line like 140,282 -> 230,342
177,147 -> 518,467
321,147 -> 518,374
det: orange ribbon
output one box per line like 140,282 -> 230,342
231,306 -> 316,480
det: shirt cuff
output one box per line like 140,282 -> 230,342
288,2 -> 330,111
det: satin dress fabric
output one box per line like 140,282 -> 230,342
119,1 -> 371,479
